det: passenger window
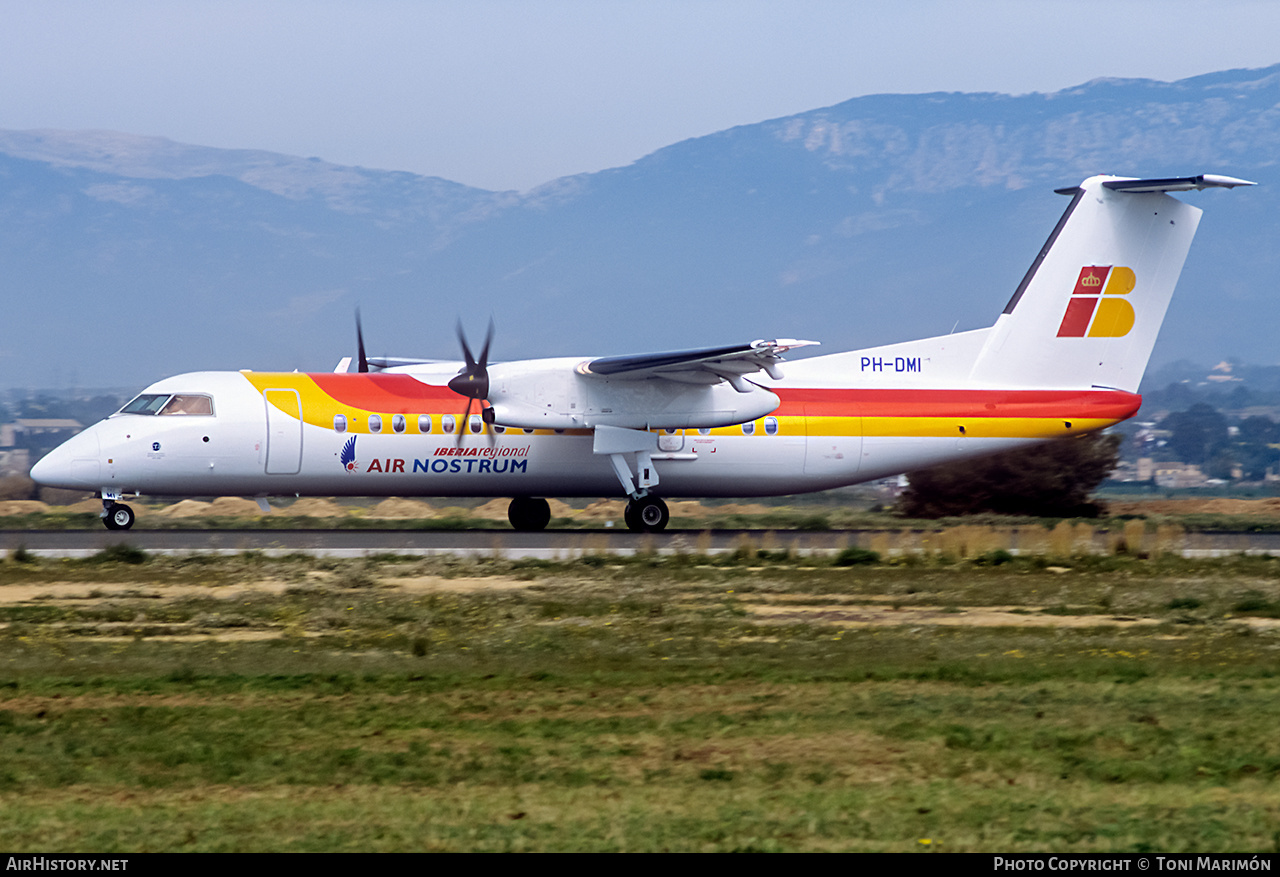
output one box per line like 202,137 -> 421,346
442,415 -> 456,434
741,420 -> 756,436
418,415 -> 432,433
369,415 -> 382,434
699,427 -> 711,436
392,414 -> 406,434
764,416 -> 779,436
469,415 -> 482,434
334,414 -> 347,433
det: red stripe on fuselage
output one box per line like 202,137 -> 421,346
773,388 -> 1141,420
307,375 -> 1140,422
310,373 -> 457,411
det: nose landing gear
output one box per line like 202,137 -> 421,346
102,501 -> 135,531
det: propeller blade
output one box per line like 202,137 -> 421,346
455,397 -> 474,447
456,320 -> 476,371
481,401 -> 497,446
477,318 -> 494,371
356,309 -> 369,373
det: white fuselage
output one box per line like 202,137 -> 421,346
31,356 -> 1137,501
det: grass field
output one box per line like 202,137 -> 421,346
3,545 -> 1280,851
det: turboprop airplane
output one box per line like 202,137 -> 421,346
31,173 -> 1254,532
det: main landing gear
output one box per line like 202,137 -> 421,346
508,496 -> 552,531
591,425 -> 668,532
623,495 -> 669,533
505,495 -> 669,532
102,501 -> 135,531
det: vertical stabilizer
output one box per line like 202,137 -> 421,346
968,174 -> 1252,393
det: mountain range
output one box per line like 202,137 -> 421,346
2,64 -> 1278,391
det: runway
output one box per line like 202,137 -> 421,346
0,528 -> 852,559
6,527 -> 1280,559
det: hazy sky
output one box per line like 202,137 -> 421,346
2,0 -> 1278,191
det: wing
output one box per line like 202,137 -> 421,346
366,357 -> 456,370
575,339 -> 818,392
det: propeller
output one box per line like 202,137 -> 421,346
447,319 -> 496,444
355,308 -> 369,373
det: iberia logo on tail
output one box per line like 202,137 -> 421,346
1056,266 -> 1136,338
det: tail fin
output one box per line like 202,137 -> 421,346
968,174 -> 1253,393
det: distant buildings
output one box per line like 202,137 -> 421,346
0,418 -> 83,476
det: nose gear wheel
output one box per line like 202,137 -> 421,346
102,502 -> 135,531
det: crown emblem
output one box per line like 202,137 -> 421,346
1081,274 -> 1102,287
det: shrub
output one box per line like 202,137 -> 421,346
834,547 -> 880,566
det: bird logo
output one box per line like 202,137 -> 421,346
340,435 -> 357,472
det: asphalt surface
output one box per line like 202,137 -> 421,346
5,527 -> 1280,559
0,528 -> 852,559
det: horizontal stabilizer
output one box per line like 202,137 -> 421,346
1055,175 -> 1256,196
1100,174 -> 1256,193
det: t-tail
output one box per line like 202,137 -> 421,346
967,174 -> 1255,393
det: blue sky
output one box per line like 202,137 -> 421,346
2,0 -> 1278,191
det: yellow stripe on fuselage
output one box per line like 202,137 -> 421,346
846,416 -> 1113,439
694,416 -> 1118,440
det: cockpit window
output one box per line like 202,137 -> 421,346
118,394 -> 214,416
120,394 -> 171,415
160,395 -> 214,416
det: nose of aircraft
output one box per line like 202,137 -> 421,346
29,427 -> 101,490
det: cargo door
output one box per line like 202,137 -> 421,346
802,403 -> 862,478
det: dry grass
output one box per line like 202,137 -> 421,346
4,549 -> 1280,851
